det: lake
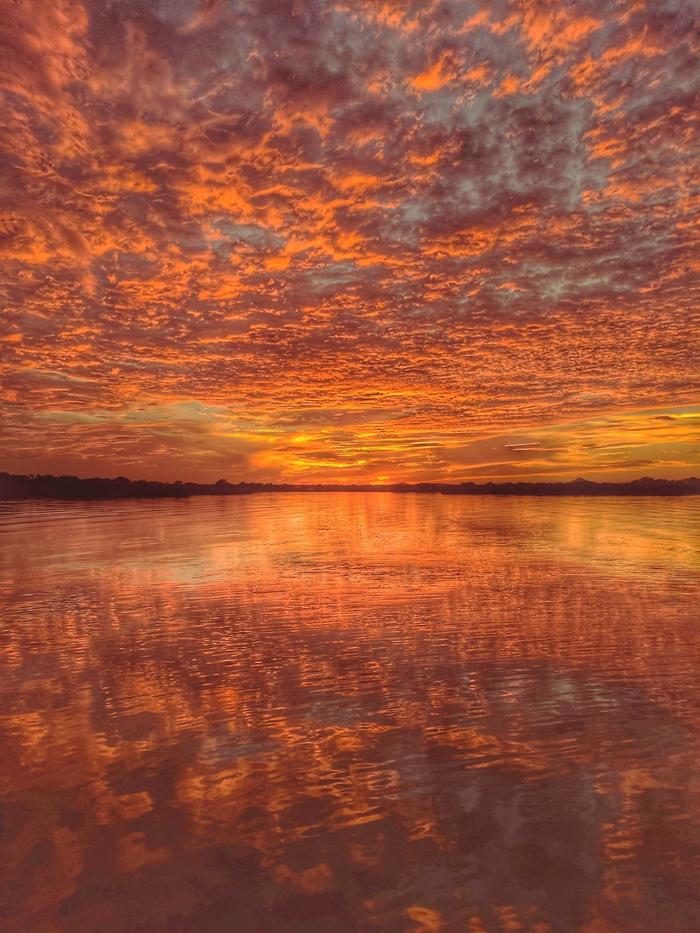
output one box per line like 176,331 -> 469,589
1,493 -> 699,931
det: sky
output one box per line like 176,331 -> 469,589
1,0 -> 699,484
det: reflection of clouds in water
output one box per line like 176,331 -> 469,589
0,495 -> 699,930
3,494 -> 699,597
507,497 -> 700,580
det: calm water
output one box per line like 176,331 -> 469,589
1,494 -> 699,932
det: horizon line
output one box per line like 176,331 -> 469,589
2,470 -> 699,500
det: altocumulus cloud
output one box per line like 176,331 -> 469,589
1,0 -> 698,481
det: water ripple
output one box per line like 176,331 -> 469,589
1,494 -> 699,931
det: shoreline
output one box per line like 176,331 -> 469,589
2,472 -> 699,501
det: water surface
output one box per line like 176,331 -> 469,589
1,494 -> 699,931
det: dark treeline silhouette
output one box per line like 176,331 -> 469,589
1,472 -> 699,500
0,474 -> 252,501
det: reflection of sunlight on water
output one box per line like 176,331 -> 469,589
3,493 -> 697,596
491,496 -> 700,579
0,494 -> 699,931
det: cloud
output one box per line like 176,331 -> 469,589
1,0 -> 698,481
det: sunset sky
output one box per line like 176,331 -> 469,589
1,0 -> 698,483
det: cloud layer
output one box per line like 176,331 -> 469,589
1,0 -> 698,481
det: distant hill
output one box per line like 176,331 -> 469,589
1,472 -> 699,500
439,477 -> 700,496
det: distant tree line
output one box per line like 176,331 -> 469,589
1,472 -> 698,500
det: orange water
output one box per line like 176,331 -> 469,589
1,494 -> 699,931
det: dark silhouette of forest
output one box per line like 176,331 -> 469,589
1,472 -> 698,500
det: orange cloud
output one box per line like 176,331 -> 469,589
0,0 -> 697,483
